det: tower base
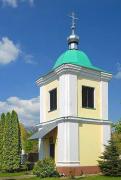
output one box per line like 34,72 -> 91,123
57,166 -> 100,176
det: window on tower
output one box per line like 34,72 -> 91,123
49,88 -> 57,111
82,86 -> 94,109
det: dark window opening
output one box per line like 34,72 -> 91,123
82,86 -> 94,108
49,88 -> 57,111
49,144 -> 55,159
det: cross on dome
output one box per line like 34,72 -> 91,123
69,12 -> 78,35
67,12 -> 79,50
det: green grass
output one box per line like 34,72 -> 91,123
81,175 -> 121,180
19,178 -> 64,180
0,171 -> 31,177
18,176 -> 121,180
19,176 -> 121,180
1,173 -> 121,180
19,178 -> 70,180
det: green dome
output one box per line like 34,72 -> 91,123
53,49 -> 102,71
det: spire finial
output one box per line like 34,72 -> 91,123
69,12 -> 78,35
67,12 -> 79,50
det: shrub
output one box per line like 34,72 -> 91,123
21,161 -> 31,172
33,158 -> 59,178
98,138 -> 121,176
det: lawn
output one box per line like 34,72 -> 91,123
0,171 -> 29,177
18,176 -> 121,180
22,177 -> 121,180
1,173 -> 121,180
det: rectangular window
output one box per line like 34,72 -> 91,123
49,88 -> 57,111
82,86 -> 94,108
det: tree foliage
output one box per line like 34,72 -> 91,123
0,113 -> 5,170
98,138 -> 121,176
20,123 -> 28,150
112,133 -> 121,154
11,111 -> 21,170
24,138 -> 38,153
112,120 -> 121,154
20,123 -> 38,153
0,111 -> 21,172
113,120 -> 121,134
2,112 -> 13,171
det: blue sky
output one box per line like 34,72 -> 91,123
0,0 -> 120,126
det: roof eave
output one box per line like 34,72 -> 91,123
36,64 -> 112,86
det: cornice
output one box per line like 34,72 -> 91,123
36,116 -> 112,128
36,64 -> 112,86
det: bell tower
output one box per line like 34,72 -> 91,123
30,13 -> 112,176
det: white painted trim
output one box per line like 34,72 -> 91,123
94,88 -> 96,108
36,116 -> 112,128
59,74 -> 77,117
39,138 -> 45,160
40,86 -> 46,123
56,162 -> 80,167
57,121 -> 80,166
47,90 -> 50,112
103,125 -> 111,145
36,64 -> 112,86
100,81 -> 108,120
101,124 -> 111,152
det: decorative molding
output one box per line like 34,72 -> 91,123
36,116 -> 112,128
56,161 -> 80,167
36,64 -> 112,86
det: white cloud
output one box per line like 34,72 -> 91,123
0,96 -> 40,126
1,0 -> 35,7
24,54 -> 37,64
1,0 -> 17,7
0,37 -> 37,66
114,63 -> 121,79
28,0 -> 34,6
22,0 -> 34,6
0,37 -> 20,64
1,0 -> 17,8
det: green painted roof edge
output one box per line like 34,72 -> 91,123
53,62 -> 108,73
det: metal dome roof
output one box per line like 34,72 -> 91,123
53,49 -> 102,71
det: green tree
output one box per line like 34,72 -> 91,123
112,133 -> 121,154
10,110 -> 21,171
2,111 -> 21,172
24,139 -> 38,153
112,120 -> 121,154
98,138 -> 121,176
20,123 -> 38,153
20,123 -> 28,151
113,120 -> 121,133
0,113 -> 6,170
2,112 -> 13,171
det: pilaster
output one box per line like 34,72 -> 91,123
38,138 -> 45,160
57,121 -> 80,166
59,73 -> 77,117
40,86 -> 46,123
